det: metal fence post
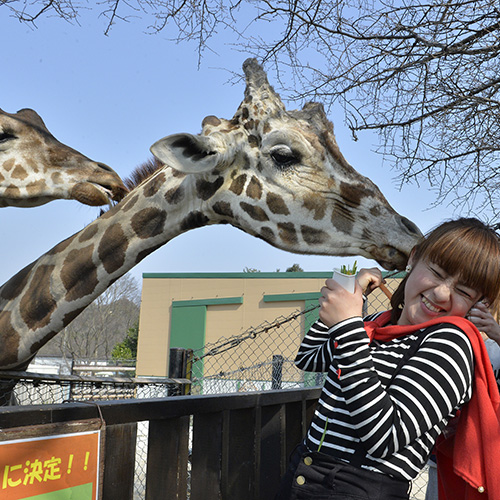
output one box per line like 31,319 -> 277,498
169,348 -> 193,395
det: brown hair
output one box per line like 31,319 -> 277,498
390,218 -> 500,323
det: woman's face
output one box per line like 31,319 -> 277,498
398,259 -> 482,326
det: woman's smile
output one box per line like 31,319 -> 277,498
421,295 -> 446,315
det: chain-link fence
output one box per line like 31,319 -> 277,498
189,304 -> 321,395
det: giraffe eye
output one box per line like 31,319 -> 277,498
269,145 -> 299,169
0,132 -> 16,143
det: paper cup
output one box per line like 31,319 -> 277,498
332,270 -> 356,293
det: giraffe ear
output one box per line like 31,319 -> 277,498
150,133 -> 220,174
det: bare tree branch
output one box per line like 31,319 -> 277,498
39,273 -> 140,359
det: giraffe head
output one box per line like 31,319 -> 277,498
150,59 -> 421,270
0,108 -> 127,207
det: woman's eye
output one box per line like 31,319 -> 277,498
429,266 -> 443,279
269,145 -> 299,169
456,287 -> 476,300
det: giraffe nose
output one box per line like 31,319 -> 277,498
399,216 -> 423,237
96,162 -> 114,173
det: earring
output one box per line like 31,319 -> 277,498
405,264 -> 412,273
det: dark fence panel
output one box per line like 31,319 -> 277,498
191,411 -> 224,500
103,423 -> 137,499
0,388 -> 321,500
146,416 -> 190,499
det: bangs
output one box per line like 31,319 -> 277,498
421,226 -> 500,306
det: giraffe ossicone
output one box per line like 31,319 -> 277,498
0,58 -> 422,378
0,108 -> 127,208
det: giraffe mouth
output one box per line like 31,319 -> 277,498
366,244 -> 410,271
93,183 -> 118,203
71,182 -> 127,207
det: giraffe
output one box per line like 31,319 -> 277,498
0,108 -> 127,207
0,59 -> 422,381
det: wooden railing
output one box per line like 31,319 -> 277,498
0,387 -> 321,500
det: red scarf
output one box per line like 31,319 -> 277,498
364,311 -> 500,500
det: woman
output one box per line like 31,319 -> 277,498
275,218 -> 500,500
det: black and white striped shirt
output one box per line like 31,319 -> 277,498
295,312 -> 474,481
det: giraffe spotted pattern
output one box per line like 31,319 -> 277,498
0,59 -> 422,375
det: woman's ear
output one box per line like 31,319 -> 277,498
407,249 -> 416,268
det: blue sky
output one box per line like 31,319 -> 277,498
0,10 -> 458,287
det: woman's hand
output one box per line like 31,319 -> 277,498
319,277 -> 364,327
468,301 -> 500,346
356,268 -> 385,296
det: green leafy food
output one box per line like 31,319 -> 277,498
339,261 -> 357,275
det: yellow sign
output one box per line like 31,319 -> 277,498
0,420 -> 103,500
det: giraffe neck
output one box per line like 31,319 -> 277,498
0,168 -> 210,368
0,148 -> 420,369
